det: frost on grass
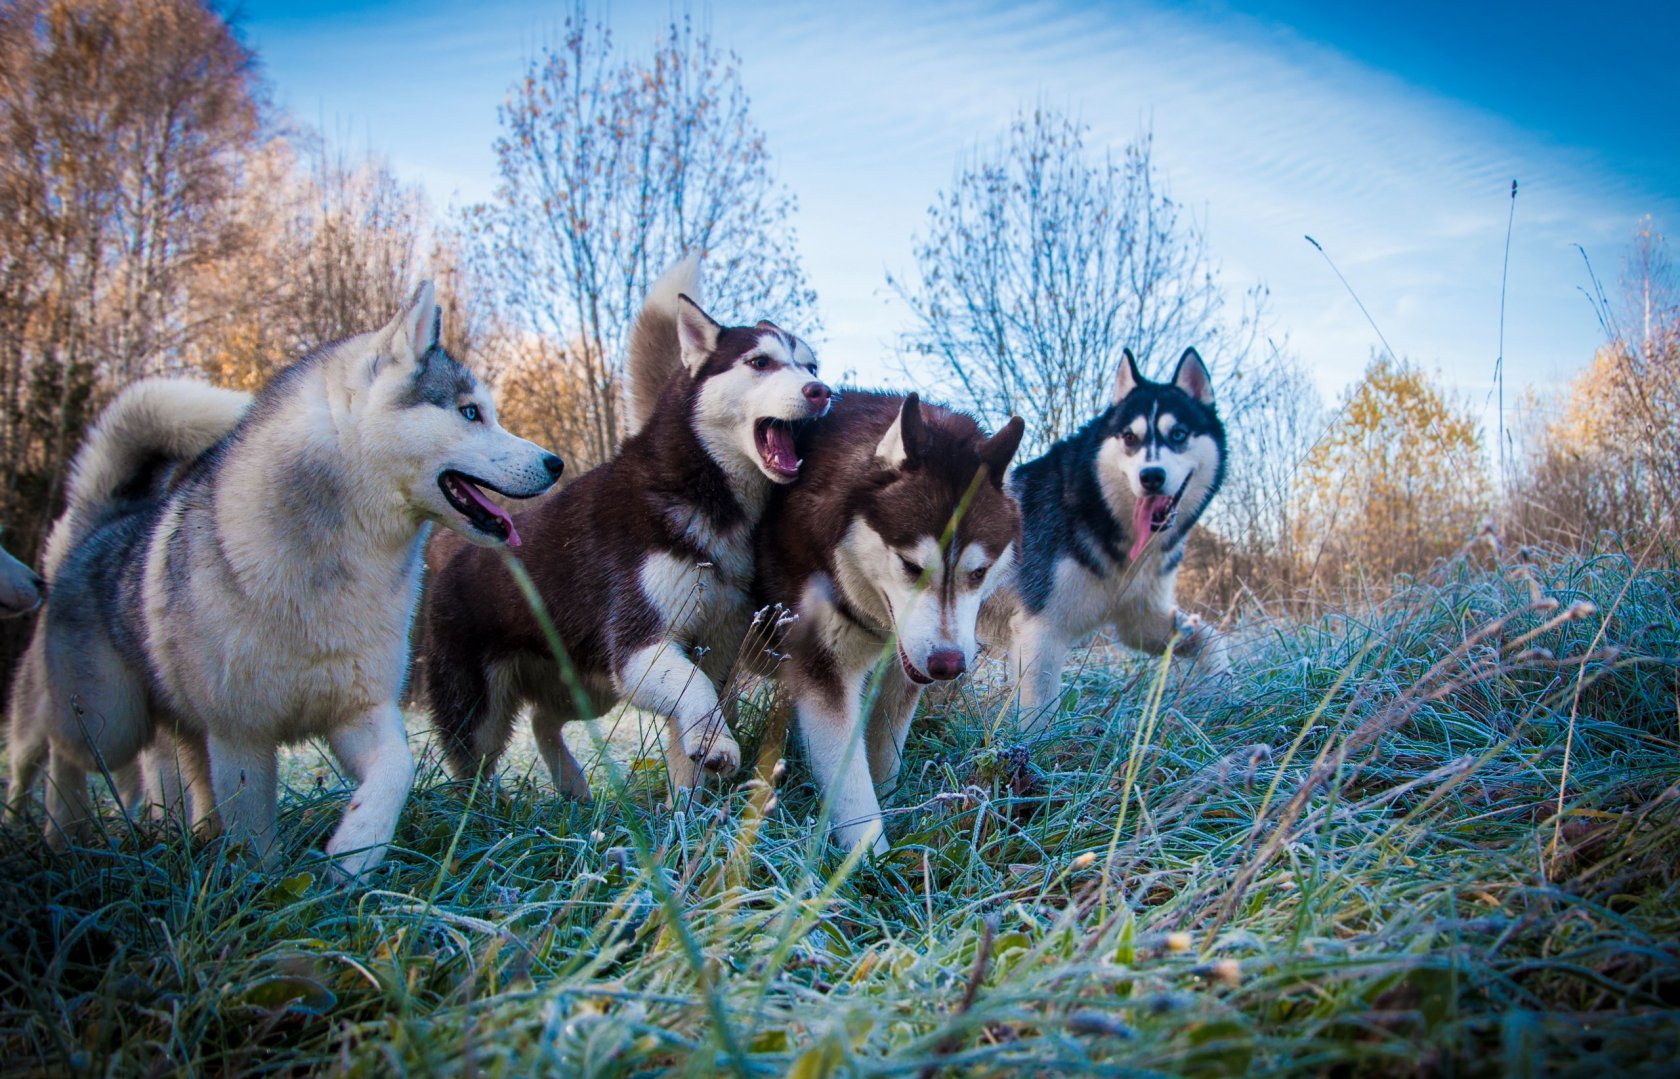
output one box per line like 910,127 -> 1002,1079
1,547 -> 1678,1075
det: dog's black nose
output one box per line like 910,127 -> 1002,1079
802,382 -> 830,411
542,454 -> 564,479
1139,467 -> 1166,493
926,648 -> 967,681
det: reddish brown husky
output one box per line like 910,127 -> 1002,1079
421,260 -> 830,795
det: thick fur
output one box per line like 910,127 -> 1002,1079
755,391 -> 1025,855
7,284 -> 561,880
1,541 -> 45,618
422,267 -> 830,797
984,348 -> 1229,732
626,254 -> 700,436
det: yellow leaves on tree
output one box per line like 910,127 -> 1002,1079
1294,357 -> 1491,589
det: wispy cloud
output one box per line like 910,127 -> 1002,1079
244,0 -> 1675,420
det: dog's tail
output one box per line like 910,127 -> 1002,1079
626,253 -> 701,436
41,378 -> 252,578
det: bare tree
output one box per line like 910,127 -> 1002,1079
889,109 -> 1264,452
1506,221 -> 1679,552
1201,345 -> 1325,591
181,136 -> 432,391
0,0 -> 261,552
462,8 -> 817,468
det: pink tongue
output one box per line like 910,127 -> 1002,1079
1129,496 -> 1171,562
763,423 -> 799,474
459,480 -> 521,547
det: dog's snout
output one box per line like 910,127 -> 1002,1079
802,381 -> 831,413
1139,467 -> 1166,493
925,648 -> 966,681
541,454 -> 564,480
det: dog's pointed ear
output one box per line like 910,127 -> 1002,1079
370,282 -> 439,383
676,294 -> 722,375
377,281 -> 439,375
876,393 -> 924,470
1172,347 -> 1214,403
978,416 -> 1025,488
1113,348 -> 1143,404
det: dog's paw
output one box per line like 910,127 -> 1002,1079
831,817 -> 888,860
688,733 -> 741,778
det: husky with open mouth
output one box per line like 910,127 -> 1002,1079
421,258 -> 831,797
986,347 -> 1229,731
6,283 -> 561,879
755,391 -> 1025,855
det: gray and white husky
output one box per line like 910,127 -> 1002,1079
986,348 -> 1229,731
7,283 -> 562,880
0,539 -> 44,618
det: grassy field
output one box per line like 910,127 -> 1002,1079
2,545 -> 1678,1076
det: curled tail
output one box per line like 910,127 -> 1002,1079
41,378 -> 251,577
626,254 -> 702,436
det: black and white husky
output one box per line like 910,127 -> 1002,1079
987,348 -> 1229,730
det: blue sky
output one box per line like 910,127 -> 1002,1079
239,0 -> 1677,424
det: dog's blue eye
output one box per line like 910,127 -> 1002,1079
459,404 -> 480,422
1170,427 -> 1187,443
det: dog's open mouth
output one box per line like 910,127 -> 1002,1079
754,418 -> 803,480
439,471 -> 522,547
1127,474 -> 1193,562
898,644 -> 934,686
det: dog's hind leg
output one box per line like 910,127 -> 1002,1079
531,701 -> 591,801
207,735 -> 279,869
427,646 -> 515,783
324,702 -> 415,883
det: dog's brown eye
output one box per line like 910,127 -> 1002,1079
966,566 -> 988,587
748,355 -> 772,371
1120,430 -> 1139,447
899,557 -> 923,581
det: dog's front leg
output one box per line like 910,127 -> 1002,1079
208,735 -> 279,869
796,671 -> 887,858
1113,575 -> 1229,675
1010,613 -> 1072,734
618,641 -> 740,792
865,661 -> 923,793
324,702 -> 415,883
